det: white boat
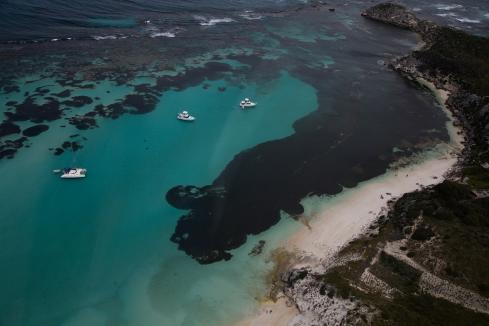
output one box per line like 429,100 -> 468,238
177,111 -> 195,121
59,168 -> 87,179
240,98 -> 257,109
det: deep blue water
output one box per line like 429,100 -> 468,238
0,1 -> 488,325
1,0 -> 488,42
0,0 -> 301,41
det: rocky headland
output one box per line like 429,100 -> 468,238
250,3 -> 489,325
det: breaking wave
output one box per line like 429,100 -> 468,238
92,35 -> 119,41
239,10 -> 264,20
456,17 -> 481,23
193,15 -> 235,26
435,4 -> 463,11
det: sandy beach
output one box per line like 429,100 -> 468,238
236,78 -> 464,326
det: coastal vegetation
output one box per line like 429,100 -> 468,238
320,180 -> 489,325
268,3 -> 489,324
414,27 -> 489,96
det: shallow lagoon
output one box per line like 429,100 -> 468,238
0,72 -> 317,325
0,1 -> 471,325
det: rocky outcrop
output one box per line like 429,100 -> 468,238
361,3 -> 420,30
365,3 -> 489,169
362,3 -> 438,38
281,267 -> 366,326
249,240 -> 266,256
274,4 -> 489,324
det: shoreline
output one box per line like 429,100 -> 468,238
238,1 -> 489,324
236,142 -> 462,326
235,31 -> 466,326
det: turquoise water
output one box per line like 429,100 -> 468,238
0,72 -> 317,325
0,1 -> 465,324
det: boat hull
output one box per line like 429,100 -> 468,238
177,116 -> 195,121
240,101 -> 257,109
61,174 -> 86,179
240,104 -> 256,109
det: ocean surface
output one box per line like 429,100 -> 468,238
0,1 -> 488,325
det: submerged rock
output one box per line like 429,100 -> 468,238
62,95 -> 93,108
122,93 -> 158,114
249,240 -> 266,256
0,122 -> 21,137
22,124 -> 49,137
0,149 -> 16,159
3,85 -> 19,93
6,97 -> 62,123
53,89 -> 71,98
68,115 -> 97,130
0,136 -> 27,160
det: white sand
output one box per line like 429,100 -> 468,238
285,147 -> 458,260
234,298 -> 297,326
236,149 -> 459,326
235,78 -> 464,326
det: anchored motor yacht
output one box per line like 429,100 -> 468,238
240,98 -> 257,109
177,111 -> 195,121
54,168 -> 87,179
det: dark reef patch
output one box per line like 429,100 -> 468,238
3,85 -> 19,94
49,135 -> 84,157
0,122 -> 20,137
168,62 -> 450,264
61,140 -> 83,152
94,103 -> 125,119
68,114 -> 98,130
0,148 -> 16,159
134,84 -> 154,93
0,136 -> 27,159
62,96 -> 93,108
53,89 -> 71,98
34,86 -> 50,95
155,62 -> 235,92
57,61 -> 240,134
22,124 -> 49,137
0,52 -> 249,161
123,93 -> 159,114
5,97 -> 62,123
167,115 -> 424,264
56,80 -> 95,89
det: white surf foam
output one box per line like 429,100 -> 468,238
194,15 -> 235,26
436,4 -> 463,11
456,17 -> 481,23
149,27 -> 185,38
150,32 -> 176,38
239,10 -> 264,21
436,12 -> 457,17
92,35 -> 118,41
